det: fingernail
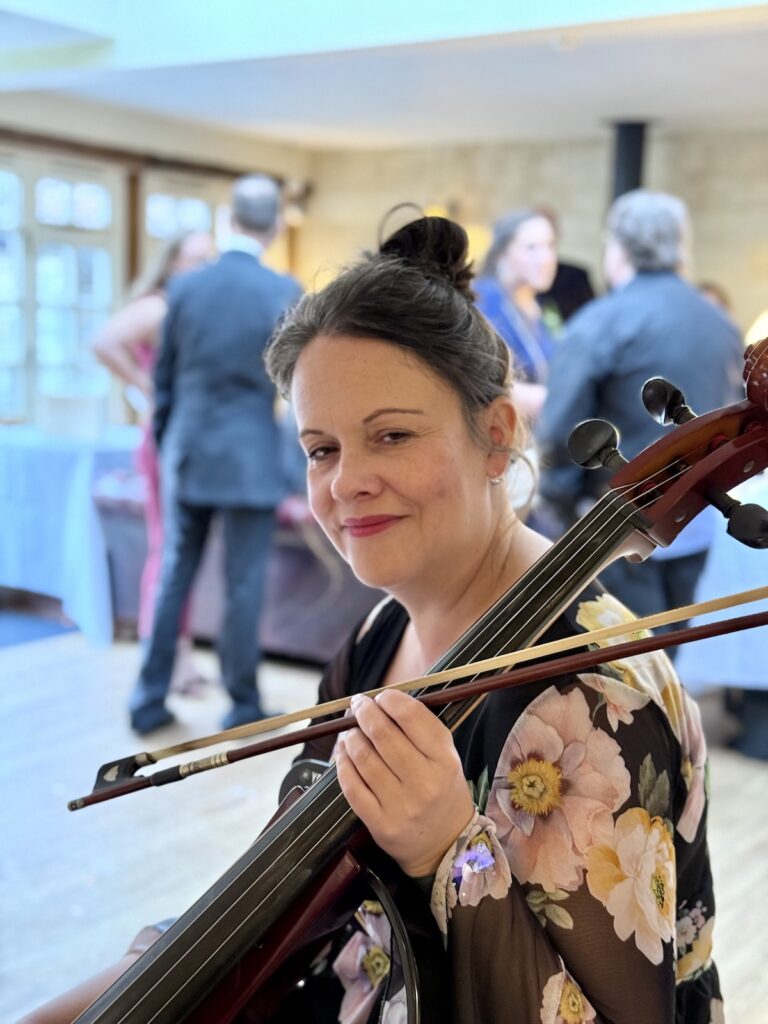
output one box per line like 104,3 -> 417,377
350,693 -> 366,706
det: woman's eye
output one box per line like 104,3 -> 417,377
379,431 -> 411,445
307,445 -> 336,463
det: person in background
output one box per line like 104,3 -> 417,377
535,205 -> 596,324
92,231 -> 214,693
536,189 -> 743,649
474,209 -> 558,421
128,174 -> 302,734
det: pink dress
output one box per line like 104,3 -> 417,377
134,338 -> 191,641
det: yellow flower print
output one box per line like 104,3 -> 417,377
585,807 -> 676,964
676,915 -> 715,983
540,970 -> 596,1023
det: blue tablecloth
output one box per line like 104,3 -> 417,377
0,425 -> 141,644
675,474 -> 768,693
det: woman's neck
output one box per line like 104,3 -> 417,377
511,283 -> 540,320
392,518 -> 552,672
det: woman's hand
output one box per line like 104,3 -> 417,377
336,690 -> 474,877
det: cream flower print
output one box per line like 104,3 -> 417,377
540,969 -> 596,1024
487,686 -> 631,892
575,593 -> 685,735
431,810 -> 511,935
585,807 -> 676,964
577,671 -> 650,732
576,592 -> 709,842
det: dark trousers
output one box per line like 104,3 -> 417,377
597,550 -> 708,661
130,498 -> 275,731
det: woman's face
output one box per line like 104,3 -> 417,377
174,232 -> 215,275
496,216 -> 558,294
291,335 -> 506,598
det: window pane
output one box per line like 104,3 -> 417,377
146,193 -> 178,238
72,182 -> 112,230
0,366 -> 26,422
36,307 -> 77,365
36,177 -> 72,226
0,305 -> 25,365
0,231 -> 24,303
177,197 -> 211,232
78,309 -> 108,348
36,244 -> 77,306
77,247 -> 112,309
0,170 -> 23,231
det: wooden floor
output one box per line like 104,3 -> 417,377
2,633 -> 767,1023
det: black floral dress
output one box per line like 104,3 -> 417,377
296,589 -> 722,1024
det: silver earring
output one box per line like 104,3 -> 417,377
489,475 -> 504,486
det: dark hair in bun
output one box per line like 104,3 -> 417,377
379,215 -> 475,299
265,213 -> 513,445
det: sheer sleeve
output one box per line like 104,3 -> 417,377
430,669 -> 687,1024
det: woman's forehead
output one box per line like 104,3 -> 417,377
291,335 -> 459,423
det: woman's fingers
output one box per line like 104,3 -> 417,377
367,688 -> 455,762
347,693 -> 428,783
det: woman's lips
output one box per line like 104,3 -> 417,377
342,515 -> 403,537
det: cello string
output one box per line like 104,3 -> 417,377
130,445 -> 729,1020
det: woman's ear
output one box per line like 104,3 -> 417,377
484,395 -> 519,478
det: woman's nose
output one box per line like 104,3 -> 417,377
330,450 -> 381,503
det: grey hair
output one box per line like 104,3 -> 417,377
606,189 -> 689,272
232,174 -> 281,234
480,209 -> 545,278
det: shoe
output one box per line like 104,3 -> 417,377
130,706 -> 176,735
221,706 -> 286,731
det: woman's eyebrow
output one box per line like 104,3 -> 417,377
300,408 -> 425,437
362,408 -> 425,424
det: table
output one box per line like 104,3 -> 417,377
0,425 -> 141,644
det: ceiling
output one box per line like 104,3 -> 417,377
1,1 -> 768,149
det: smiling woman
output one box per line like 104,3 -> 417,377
22,217 -> 723,1024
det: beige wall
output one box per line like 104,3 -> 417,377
299,130 -> 768,334
0,91 -> 310,181
3,92 -> 767,332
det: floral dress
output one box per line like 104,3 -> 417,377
294,588 -> 723,1024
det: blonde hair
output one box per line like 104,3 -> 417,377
127,232 -> 200,302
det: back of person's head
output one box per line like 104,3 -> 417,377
231,174 -> 282,236
266,215 -> 514,445
481,209 -> 543,278
606,189 -> 689,273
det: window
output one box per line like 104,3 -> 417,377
0,151 -> 122,422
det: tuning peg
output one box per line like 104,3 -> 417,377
726,502 -> 768,549
642,378 -> 697,426
567,419 -> 628,471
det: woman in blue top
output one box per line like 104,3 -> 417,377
475,210 -> 558,421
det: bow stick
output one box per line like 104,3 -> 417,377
68,584 -> 768,810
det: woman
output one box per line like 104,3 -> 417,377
23,217 -> 720,1023
474,209 -> 558,421
92,231 -> 214,692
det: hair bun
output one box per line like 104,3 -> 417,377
379,215 -> 474,298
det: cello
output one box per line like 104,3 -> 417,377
72,339 -> 768,1023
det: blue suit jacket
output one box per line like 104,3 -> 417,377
153,251 -> 302,508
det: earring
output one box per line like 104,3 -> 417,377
489,475 -> 505,486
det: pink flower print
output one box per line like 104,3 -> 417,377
585,807 -> 676,964
333,903 -> 392,1024
540,969 -> 597,1023
578,672 -> 650,732
432,810 -> 511,934
487,686 -> 631,892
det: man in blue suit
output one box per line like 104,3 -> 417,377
130,175 -> 302,733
